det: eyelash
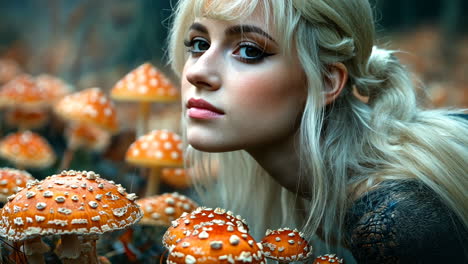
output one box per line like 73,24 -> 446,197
183,38 -> 274,63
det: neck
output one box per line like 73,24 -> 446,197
246,131 -> 311,199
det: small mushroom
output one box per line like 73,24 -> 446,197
0,74 -> 49,110
126,129 -> 183,196
0,130 -> 56,169
4,108 -> 49,131
313,254 -> 344,263
111,62 -> 179,137
0,167 -> 34,203
260,228 -> 313,263
163,207 -> 250,250
161,168 -> 193,189
136,192 -> 198,227
167,223 -> 265,264
0,170 -> 143,264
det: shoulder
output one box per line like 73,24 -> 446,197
345,180 -> 468,263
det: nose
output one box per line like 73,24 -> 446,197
185,49 -> 222,91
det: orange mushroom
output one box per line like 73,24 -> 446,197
161,168 -> 193,189
0,170 -> 143,263
167,223 -> 265,264
0,74 -> 49,110
0,167 -> 34,203
35,74 -> 72,103
54,88 -> 118,169
111,62 -> 179,137
260,228 -> 313,263
312,254 -> 344,264
4,108 -> 49,131
163,207 -> 250,250
136,192 -> 198,227
126,129 -> 183,196
0,131 -> 56,169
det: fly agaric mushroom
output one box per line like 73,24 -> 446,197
136,192 -> 197,227
0,167 -> 34,203
0,59 -> 22,84
163,207 -> 250,250
54,87 -> 119,133
0,170 -> 142,264
35,74 -> 72,103
5,108 -> 49,131
126,129 -> 183,196
111,62 -> 179,137
0,74 -> 49,110
167,223 -> 265,264
313,254 -> 344,264
161,168 -> 193,189
0,131 -> 56,169
260,228 -> 313,263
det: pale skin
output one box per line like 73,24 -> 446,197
182,10 -> 348,198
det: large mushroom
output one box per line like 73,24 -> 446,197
0,131 -> 56,170
167,222 -> 265,264
0,170 -> 143,264
0,167 -> 34,204
136,192 -> 198,227
126,129 -> 183,196
111,62 -> 179,137
163,207 -> 250,251
260,228 -> 313,263
54,88 -> 118,169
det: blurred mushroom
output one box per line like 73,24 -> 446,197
126,129 -> 183,196
0,130 -> 56,170
0,74 -> 49,110
312,254 -> 344,264
4,108 -> 49,131
35,74 -> 72,104
163,207 -> 250,250
111,62 -> 180,137
0,170 -> 143,264
167,223 -> 265,264
54,87 -> 119,134
0,59 -> 22,85
260,228 -> 313,263
136,192 -> 198,227
0,167 -> 34,203
54,88 -> 118,169
161,168 -> 193,189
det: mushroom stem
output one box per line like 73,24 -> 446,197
59,147 -> 75,171
81,235 -> 99,264
55,234 -> 82,262
145,167 -> 161,196
136,102 -> 151,138
23,237 -> 50,264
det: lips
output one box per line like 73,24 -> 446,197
187,98 -> 224,114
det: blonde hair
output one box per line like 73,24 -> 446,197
168,0 -> 468,254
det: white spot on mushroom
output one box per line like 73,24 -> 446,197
36,202 -> 46,210
89,201 -> 99,208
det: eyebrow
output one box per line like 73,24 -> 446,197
188,22 -> 276,42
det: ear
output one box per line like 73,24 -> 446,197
323,63 -> 348,105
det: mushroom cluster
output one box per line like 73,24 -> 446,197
0,170 -> 142,263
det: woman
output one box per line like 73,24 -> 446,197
168,0 -> 468,262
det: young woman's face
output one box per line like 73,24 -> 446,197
181,10 -> 307,152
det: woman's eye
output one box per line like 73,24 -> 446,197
234,43 -> 273,63
184,38 -> 210,54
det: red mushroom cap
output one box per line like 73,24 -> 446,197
312,254 -> 344,264
163,207 -> 250,250
136,192 -> 198,227
0,168 -> 34,202
54,87 -> 119,133
0,131 -> 56,169
126,129 -> 183,167
0,170 -> 142,241
167,223 -> 265,264
260,228 -> 313,262
111,62 -> 179,102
